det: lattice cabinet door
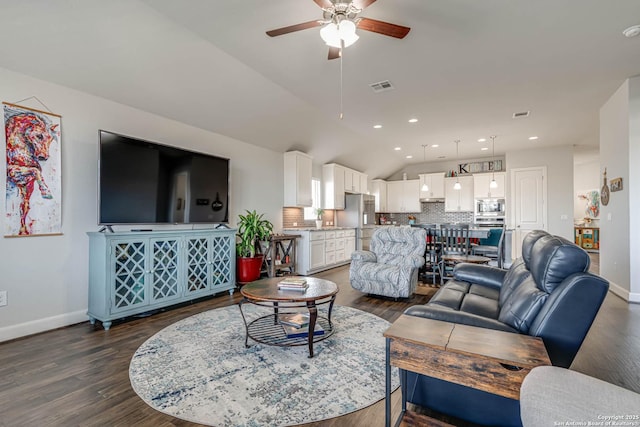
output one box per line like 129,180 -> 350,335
110,239 -> 149,313
185,235 -> 212,296
150,237 -> 181,303
211,234 -> 233,287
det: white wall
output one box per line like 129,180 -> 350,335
506,145 -> 575,240
0,67 -> 284,341
600,77 -> 640,302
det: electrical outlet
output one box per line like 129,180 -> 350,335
293,222 -> 297,227
0,290 -> 7,307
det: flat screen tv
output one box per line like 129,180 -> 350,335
98,130 -> 229,225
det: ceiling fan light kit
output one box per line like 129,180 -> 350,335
266,0 -> 410,59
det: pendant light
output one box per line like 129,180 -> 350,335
420,144 -> 429,192
453,140 -> 461,190
490,135 -> 498,189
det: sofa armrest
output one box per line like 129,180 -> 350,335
351,250 -> 376,263
520,366 -> 640,427
403,254 -> 426,269
453,263 -> 506,290
404,305 -> 518,333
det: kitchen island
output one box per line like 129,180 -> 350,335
282,227 -> 356,275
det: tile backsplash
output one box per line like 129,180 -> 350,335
377,202 -> 473,226
283,207 -> 335,228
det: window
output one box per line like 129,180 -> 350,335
304,179 -> 322,220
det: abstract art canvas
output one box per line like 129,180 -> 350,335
578,189 -> 600,219
3,102 -> 62,236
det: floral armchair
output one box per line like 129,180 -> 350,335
349,226 -> 426,298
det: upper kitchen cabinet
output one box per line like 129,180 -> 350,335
322,163 -> 345,210
344,168 -> 368,194
284,151 -> 313,207
444,176 -> 474,212
418,172 -> 445,200
473,172 -> 506,199
371,179 -> 388,213
359,173 -> 368,194
387,179 -> 421,213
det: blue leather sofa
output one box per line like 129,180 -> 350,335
403,230 -> 609,427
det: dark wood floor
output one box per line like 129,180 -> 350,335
1,258 -> 638,427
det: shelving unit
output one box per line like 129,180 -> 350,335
257,234 -> 300,277
575,226 -> 599,252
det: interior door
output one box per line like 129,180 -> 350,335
511,167 -> 547,258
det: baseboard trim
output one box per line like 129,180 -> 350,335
0,310 -> 88,343
608,282 -> 640,303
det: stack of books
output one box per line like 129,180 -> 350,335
277,277 -> 308,291
278,313 -> 325,338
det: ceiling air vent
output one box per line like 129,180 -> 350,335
370,80 -> 395,93
512,111 -> 530,118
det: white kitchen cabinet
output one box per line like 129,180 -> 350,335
386,179 -> 421,213
283,228 -> 355,274
344,169 -> 358,193
419,172 -> 445,200
284,151 -> 313,207
445,176 -> 474,212
359,173 -> 368,194
473,172 -> 506,199
322,163 -> 346,210
371,179 -> 388,212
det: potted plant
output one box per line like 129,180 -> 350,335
314,208 -> 325,229
236,210 -> 273,284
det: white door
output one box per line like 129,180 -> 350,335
511,167 -> 547,258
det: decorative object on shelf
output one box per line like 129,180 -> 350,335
600,168 -> 610,206
314,207 -> 325,229
610,177 -> 623,192
3,100 -> 62,237
577,189 -> 600,219
236,210 -> 273,284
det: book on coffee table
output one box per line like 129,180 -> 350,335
278,277 -> 308,291
282,322 -> 325,339
278,313 -> 310,329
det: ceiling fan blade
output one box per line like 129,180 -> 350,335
313,0 -> 333,8
266,20 -> 323,37
352,0 -> 377,9
328,46 -> 341,60
357,17 -> 410,39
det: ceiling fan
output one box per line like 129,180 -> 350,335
266,0 -> 411,60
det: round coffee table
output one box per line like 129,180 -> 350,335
239,277 -> 338,358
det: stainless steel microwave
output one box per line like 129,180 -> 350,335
476,198 -> 505,216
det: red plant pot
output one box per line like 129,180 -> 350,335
237,255 -> 264,284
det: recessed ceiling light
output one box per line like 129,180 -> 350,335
406,155 -> 413,159
431,144 -> 439,148
394,147 -> 401,151
373,124 -> 382,129
478,138 -> 486,142
529,136 -> 539,140
623,25 -> 640,38
481,147 -> 489,151
408,118 -> 418,123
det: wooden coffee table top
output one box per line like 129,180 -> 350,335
241,277 -> 338,302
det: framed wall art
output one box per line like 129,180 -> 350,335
3,102 -> 62,237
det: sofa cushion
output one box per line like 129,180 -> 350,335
469,284 -> 500,300
529,235 -> 590,293
428,287 -> 467,310
498,278 -> 548,333
499,259 -> 532,306
460,294 -> 500,319
522,230 -> 549,269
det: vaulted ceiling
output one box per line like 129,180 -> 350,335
1,0 -> 639,179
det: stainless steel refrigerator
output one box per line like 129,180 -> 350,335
336,194 -> 376,250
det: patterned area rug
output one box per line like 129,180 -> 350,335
129,304 -> 399,426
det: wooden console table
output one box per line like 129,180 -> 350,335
383,315 -> 551,427
257,234 -> 300,277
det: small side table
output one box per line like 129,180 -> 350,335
258,234 -> 300,277
383,315 -> 551,427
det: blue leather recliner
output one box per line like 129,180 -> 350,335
403,230 -> 609,427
